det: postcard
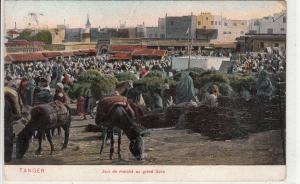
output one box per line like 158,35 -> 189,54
1,0 -> 296,183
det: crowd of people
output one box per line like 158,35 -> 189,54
4,49 -> 286,119
229,51 -> 286,74
4,55 -> 172,118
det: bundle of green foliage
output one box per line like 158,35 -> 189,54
193,72 -> 230,89
228,74 -> 256,94
115,72 -> 138,82
135,70 -> 175,91
68,82 -> 91,99
68,70 -> 117,100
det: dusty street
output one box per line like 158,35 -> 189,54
9,115 -> 285,165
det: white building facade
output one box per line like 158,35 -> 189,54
248,11 -> 286,34
211,15 -> 249,42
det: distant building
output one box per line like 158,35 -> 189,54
65,28 -> 82,42
165,15 -> 197,40
236,34 -> 286,52
196,12 -> 248,42
82,14 -> 91,42
158,17 -> 166,38
128,28 -> 137,38
145,27 -> 159,38
248,10 -> 286,34
6,30 -> 20,39
215,18 -> 248,42
136,23 -> 146,38
49,25 -> 66,44
90,28 -> 100,42
197,12 -> 214,29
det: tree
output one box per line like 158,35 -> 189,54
16,29 -> 52,44
32,30 -> 52,44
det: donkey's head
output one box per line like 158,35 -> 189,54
129,136 -> 144,160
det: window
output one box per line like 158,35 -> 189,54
240,31 -> 244,34
274,43 -> 279,47
198,21 -> 201,25
170,21 -> 174,25
283,16 -> 286,23
211,21 -> 214,25
223,31 -> 227,34
241,22 -> 244,25
260,42 -> 264,48
267,28 -> 273,34
203,26 -> 206,29
206,17 -> 208,20
233,23 -> 237,26
224,22 -> 228,26
281,28 -> 285,31
215,21 -> 218,25
228,31 -> 231,34
149,34 -> 152,38
154,34 -> 157,38
219,21 -> 221,25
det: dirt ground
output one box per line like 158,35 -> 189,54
9,115 -> 285,165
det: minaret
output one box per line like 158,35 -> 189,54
85,14 -> 91,29
82,14 -> 91,42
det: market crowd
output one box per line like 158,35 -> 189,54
4,49 -> 286,119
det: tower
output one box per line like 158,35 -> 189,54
82,14 -> 91,42
85,14 -> 91,29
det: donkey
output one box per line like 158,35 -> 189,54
16,101 -> 71,159
115,80 -> 133,96
4,94 -> 17,162
4,86 -> 30,162
95,96 -> 144,160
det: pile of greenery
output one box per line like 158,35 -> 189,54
135,70 -> 175,90
68,70 -> 117,100
175,68 -> 257,97
228,74 -> 257,93
115,72 -> 138,82
193,71 -> 230,89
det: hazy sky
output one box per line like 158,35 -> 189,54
4,1 -> 286,29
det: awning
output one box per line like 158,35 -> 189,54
212,42 -> 236,49
42,52 -> 62,58
6,53 -> 48,63
73,51 -> 88,56
110,53 -> 132,60
79,49 -> 96,56
110,45 -> 145,52
61,51 -> 74,57
131,48 -> 166,57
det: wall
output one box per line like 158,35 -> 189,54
212,18 -> 249,42
65,28 -> 82,42
50,25 -> 66,44
249,11 -> 286,34
197,12 -> 214,29
158,18 -> 166,38
165,15 -> 197,39
251,40 -> 286,52
145,27 -> 159,38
